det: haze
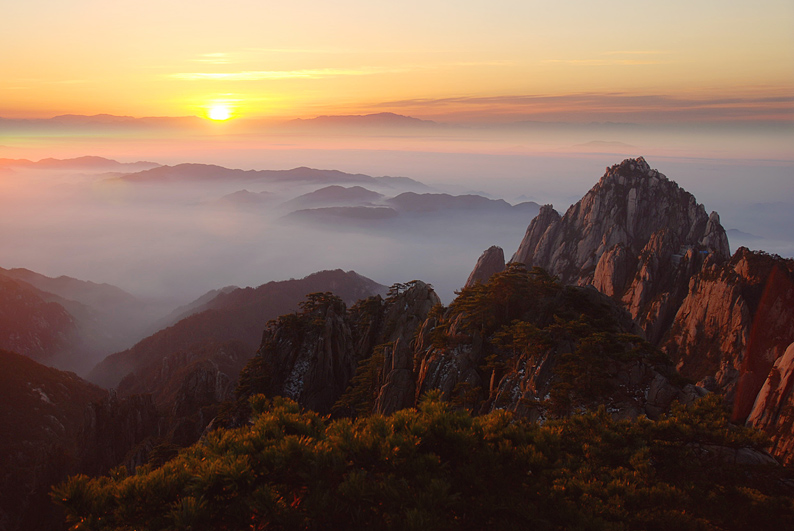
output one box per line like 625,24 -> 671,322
1,0 -> 792,309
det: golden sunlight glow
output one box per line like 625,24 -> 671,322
208,105 -> 231,121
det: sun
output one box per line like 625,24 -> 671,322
208,104 -> 231,121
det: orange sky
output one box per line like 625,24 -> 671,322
2,0 -> 793,123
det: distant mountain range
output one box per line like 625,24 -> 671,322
0,114 -> 203,131
0,267 -> 169,374
118,163 -> 429,191
287,112 -> 439,128
0,155 -> 159,171
285,191 -> 541,230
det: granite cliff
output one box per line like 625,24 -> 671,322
502,157 -> 794,463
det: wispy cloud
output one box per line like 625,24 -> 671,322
601,50 -> 670,56
369,92 -> 794,123
171,61 -> 509,81
542,59 -> 667,66
171,66 -> 413,81
193,53 -> 231,65
543,50 -> 671,66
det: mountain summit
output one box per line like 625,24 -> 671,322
512,157 -> 730,342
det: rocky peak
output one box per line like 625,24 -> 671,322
374,281 -> 441,414
465,246 -> 506,288
510,157 -> 730,342
511,204 -> 560,266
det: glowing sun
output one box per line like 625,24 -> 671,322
208,105 -> 231,121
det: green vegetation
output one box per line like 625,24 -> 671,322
54,393 -> 792,530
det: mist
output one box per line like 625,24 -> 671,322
2,118 -> 792,311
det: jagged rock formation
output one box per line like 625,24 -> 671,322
506,157 -> 794,463
236,282 -> 440,416
233,268 -> 690,428
465,246 -> 505,287
511,157 -> 730,343
374,281 -> 441,414
747,343 -> 794,460
663,250 -> 794,398
244,293 -> 357,414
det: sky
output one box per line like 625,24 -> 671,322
1,0 -> 792,311
2,0 -> 792,123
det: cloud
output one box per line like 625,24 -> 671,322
171,66 -> 413,81
368,92 -> 794,123
193,53 -> 231,65
542,59 -> 668,66
172,60 -> 512,82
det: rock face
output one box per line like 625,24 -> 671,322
374,281 -> 441,414
236,282 -> 441,416
662,249 -> 794,460
236,267 -> 687,428
747,343 -> 794,461
511,157 -> 730,342
506,157 -> 794,464
117,339 -> 252,446
465,246 -> 506,287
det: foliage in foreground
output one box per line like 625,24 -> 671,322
53,393 -> 792,531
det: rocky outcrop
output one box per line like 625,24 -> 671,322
374,281 -> 441,414
505,157 -> 794,463
662,249 -> 794,414
117,339 -> 252,446
511,157 -> 730,341
747,343 -> 794,464
250,294 -> 356,414
465,246 -> 505,287
235,282 -> 440,417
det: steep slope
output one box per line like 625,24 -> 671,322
90,270 -> 386,388
747,343 -> 794,461
504,157 -> 794,463
465,245 -> 506,287
0,350 -> 106,531
663,249 -> 794,402
0,267 -> 160,362
0,274 -> 77,365
511,157 -> 730,343
0,267 -> 168,374
234,267 -> 690,424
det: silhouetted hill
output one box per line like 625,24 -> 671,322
281,185 -> 383,210
89,270 -> 387,388
284,192 -> 541,233
214,189 -> 275,207
0,274 -> 77,365
121,163 -> 377,185
0,155 -> 159,171
289,112 -> 438,128
0,267 -> 169,374
0,349 -> 106,531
